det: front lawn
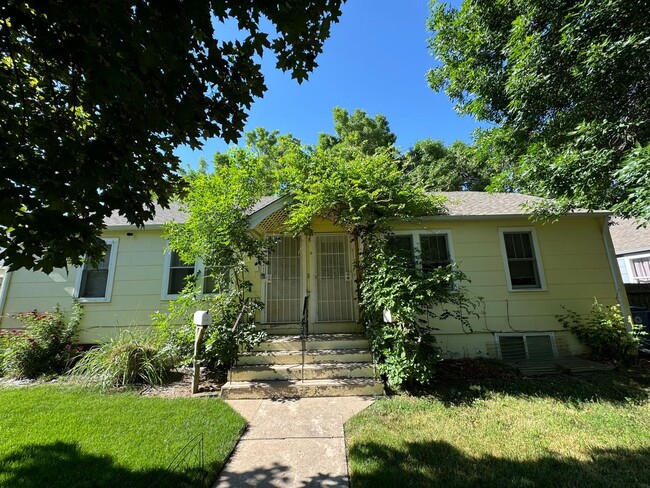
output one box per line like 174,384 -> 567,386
346,370 -> 650,488
0,385 -> 246,488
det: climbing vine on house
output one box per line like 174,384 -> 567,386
283,144 -> 482,387
160,111 -> 482,385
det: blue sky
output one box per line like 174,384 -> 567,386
175,0 -> 479,167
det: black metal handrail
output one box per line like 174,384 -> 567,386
299,295 -> 309,381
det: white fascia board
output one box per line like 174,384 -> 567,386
248,196 -> 291,230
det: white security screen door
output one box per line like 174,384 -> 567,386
315,235 -> 354,322
265,236 -> 302,323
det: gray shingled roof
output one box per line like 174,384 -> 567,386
104,203 -> 189,227
609,217 -> 650,255
103,196 -> 283,228
437,191 -> 546,216
104,192 -> 600,228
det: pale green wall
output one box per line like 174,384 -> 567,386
1,230 -> 170,342
390,216 -> 618,358
1,215 -> 621,358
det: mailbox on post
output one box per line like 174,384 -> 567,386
193,310 -> 212,328
192,310 -> 211,394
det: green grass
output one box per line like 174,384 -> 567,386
0,385 -> 246,488
346,372 -> 650,488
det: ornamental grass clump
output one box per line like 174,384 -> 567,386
70,330 -> 174,388
1,302 -> 83,378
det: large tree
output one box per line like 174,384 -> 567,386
428,0 -> 650,217
405,139 -> 493,191
0,0 -> 344,272
317,107 -> 397,156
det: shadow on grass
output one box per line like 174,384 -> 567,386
0,441 -> 214,488
421,368 -> 650,407
349,440 -> 650,488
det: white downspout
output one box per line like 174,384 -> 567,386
601,216 -> 631,324
0,270 -> 11,325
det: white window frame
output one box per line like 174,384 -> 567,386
499,227 -> 547,292
494,332 -> 557,360
390,229 -> 455,271
625,252 -> 650,284
161,249 -> 196,300
74,238 -> 119,303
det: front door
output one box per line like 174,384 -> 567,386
314,235 -> 355,322
265,236 -> 302,323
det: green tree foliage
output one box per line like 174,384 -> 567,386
405,139 -> 493,191
317,107 -> 397,156
0,1 -> 344,273
154,148 -> 285,367
161,108 -> 482,385
428,0 -> 650,217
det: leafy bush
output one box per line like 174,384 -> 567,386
1,303 -> 83,378
557,299 -> 645,363
152,287 -> 265,370
69,331 -> 174,388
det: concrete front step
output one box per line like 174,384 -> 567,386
230,362 -> 376,381
251,333 -> 369,352
258,322 -> 364,335
220,378 -> 384,399
238,348 -> 372,366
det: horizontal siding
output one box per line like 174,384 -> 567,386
2,215 -> 618,357
419,217 -> 618,356
2,230 -> 170,342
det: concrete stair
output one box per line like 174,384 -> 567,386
221,333 -> 384,399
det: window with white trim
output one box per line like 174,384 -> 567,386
75,238 -> 119,302
387,231 -> 453,271
500,229 -> 545,290
629,255 -> 650,283
162,251 -> 195,298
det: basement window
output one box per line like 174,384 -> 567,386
495,333 -> 556,361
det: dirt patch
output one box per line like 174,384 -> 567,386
138,367 -> 226,398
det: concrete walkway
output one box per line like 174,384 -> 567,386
214,397 -> 375,488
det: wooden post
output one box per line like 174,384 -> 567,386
192,311 -> 211,395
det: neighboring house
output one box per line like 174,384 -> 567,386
0,192 -> 627,362
609,217 -> 650,284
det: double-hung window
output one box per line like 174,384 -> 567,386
75,238 -> 119,302
387,231 -> 453,272
162,251 -> 195,299
500,228 -> 545,291
420,234 -> 451,273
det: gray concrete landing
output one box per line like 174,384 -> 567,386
214,397 -> 375,487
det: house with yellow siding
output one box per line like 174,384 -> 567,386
0,192 -> 627,366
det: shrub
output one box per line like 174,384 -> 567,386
360,237 -> 481,388
152,287 -> 265,370
1,303 -> 83,378
557,299 -> 645,363
69,330 -> 174,388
